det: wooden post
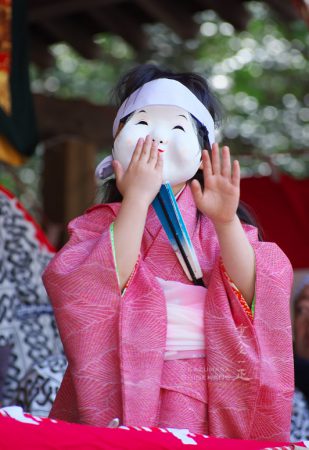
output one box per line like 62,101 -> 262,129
42,136 -> 96,248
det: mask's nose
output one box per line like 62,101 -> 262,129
152,137 -> 168,145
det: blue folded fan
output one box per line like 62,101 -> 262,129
152,183 -> 204,286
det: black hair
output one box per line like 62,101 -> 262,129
102,64 -> 263,239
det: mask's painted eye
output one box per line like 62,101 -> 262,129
173,125 -> 185,131
136,120 -> 148,125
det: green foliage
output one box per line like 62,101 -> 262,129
1,1 -> 308,218
30,2 -> 309,179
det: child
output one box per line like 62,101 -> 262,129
43,65 -> 293,441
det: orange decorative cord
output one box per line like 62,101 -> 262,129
220,258 -> 254,322
122,254 -> 141,294
0,0 -> 12,114
0,0 -> 25,165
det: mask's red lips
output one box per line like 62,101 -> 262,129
158,149 -> 165,153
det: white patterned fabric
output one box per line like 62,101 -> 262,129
0,186 -> 65,415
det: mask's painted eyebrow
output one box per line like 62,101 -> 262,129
136,109 -> 147,114
178,114 -> 188,120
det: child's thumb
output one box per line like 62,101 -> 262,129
112,160 -> 123,182
190,179 -> 203,205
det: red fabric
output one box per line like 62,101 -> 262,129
240,175 -> 309,269
0,413 -> 306,450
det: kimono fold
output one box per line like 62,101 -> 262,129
43,185 -> 294,441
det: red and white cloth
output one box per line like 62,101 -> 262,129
0,406 -> 308,450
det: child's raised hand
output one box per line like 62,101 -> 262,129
190,144 -> 240,225
112,135 -> 163,206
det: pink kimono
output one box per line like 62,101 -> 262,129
43,184 -> 294,441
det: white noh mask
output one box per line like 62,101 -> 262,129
113,105 -> 202,185
95,78 -> 215,184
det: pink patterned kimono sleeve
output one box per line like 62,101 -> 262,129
43,203 -> 168,429
204,223 -> 294,441
42,204 -> 125,425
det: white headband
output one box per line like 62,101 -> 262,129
112,78 -> 215,146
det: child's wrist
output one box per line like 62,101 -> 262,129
122,192 -> 151,210
212,215 -> 239,232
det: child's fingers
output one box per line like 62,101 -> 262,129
148,140 -> 159,166
155,151 -> 163,171
211,143 -> 221,175
202,150 -> 212,187
139,135 -> 152,161
232,160 -> 240,187
221,146 -> 231,179
131,138 -> 144,163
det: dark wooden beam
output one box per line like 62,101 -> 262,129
264,0 -> 299,21
33,94 -> 116,149
196,0 -> 250,30
42,137 -> 97,248
135,0 -> 199,39
29,27 -> 56,68
29,0 -> 124,22
89,6 -> 149,51
40,17 -> 102,60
